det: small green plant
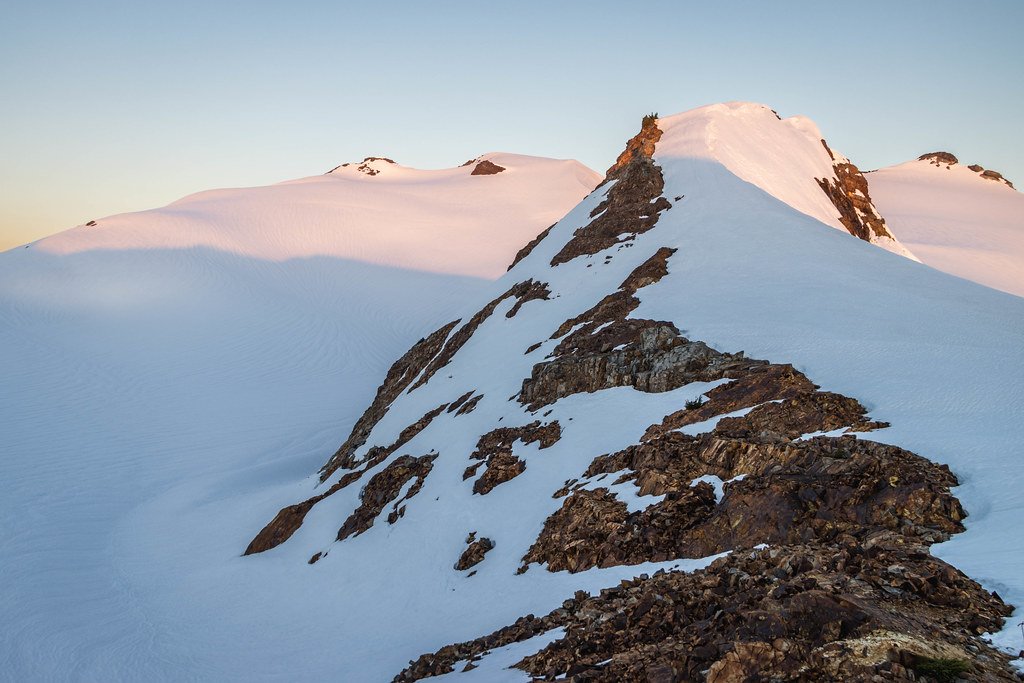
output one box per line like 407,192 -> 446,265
685,397 -> 706,410
642,112 -> 659,126
911,656 -> 970,683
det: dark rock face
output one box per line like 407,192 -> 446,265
396,537 -> 1015,682
980,168 -> 1015,189
550,118 -> 671,265
322,323 -> 458,479
816,153 -> 899,244
522,435 -> 963,573
410,279 -> 551,391
508,224 -> 555,271
245,403 -> 449,555
454,533 -> 494,571
337,453 -> 437,540
470,160 -> 506,175
520,247 -> 757,410
521,324 -> 753,411
919,151 -> 960,166
643,362 -> 886,441
464,421 -> 562,495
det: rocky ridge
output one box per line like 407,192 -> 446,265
248,110 -> 1019,681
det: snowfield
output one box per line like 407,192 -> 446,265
868,157 -> 1024,297
1,103 -> 1022,681
0,154 -> 598,680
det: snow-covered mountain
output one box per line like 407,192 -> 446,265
0,153 -> 598,680
2,102 -> 1022,681
868,152 -> 1023,297
241,102 -> 1023,680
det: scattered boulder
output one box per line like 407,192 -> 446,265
454,532 -> 495,570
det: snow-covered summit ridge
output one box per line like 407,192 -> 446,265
653,102 -> 916,258
26,152 -> 600,279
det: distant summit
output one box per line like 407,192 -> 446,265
916,150 -> 1014,188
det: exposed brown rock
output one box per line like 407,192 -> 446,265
817,159 -> 899,243
524,434 -> 964,573
919,151 -> 959,166
455,394 -> 482,415
519,247 -> 761,411
470,160 -> 505,175
505,280 -> 550,318
643,363 -> 887,442
643,363 -> 813,440
396,537 -> 1016,682
472,453 -> 526,495
321,322 -> 457,479
980,169 -> 1015,189
521,324 -> 755,411
466,421 -> 562,495
508,224 -> 555,271
550,117 -> 670,265
410,280 -> 551,391
454,532 -> 495,570
446,390 -> 475,414
337,453 -> 437,540
247,403 -> 449,554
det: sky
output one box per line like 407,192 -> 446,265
1,0 -> 1021,250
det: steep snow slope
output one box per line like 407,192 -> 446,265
0,154 -> 598,680
869,155 -> 1024,297
24,153 -> 599,279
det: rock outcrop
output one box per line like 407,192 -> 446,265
818,141 -> 901,244
397,537 -> 1015,682
550,116 -> 671,265
917,151 -> 1015,188
471,160 -> 506,175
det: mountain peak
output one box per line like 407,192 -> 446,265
652,102 -> 915,258
910,151 -> 1015,189
326,156 -> 398,176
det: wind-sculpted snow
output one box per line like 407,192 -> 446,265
3,103 -> 1024,681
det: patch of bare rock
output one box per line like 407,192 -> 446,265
818,141 -> 900,244
464,421 -> 562,495
454,532 -> 495,571
471,160 -> 506,175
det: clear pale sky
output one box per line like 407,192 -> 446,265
1,0 -> 1021,250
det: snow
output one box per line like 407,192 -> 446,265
690,474 -> 747,503
576,469 -> 666,513
656,102 -> 915,258
2,101 -> 1022,680
433,628 -> 566,681
868,158 -> 1024,297
19,152 -> 600,279
0,154 -> 601,680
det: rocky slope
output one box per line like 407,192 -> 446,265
247,103 -> 1024,681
